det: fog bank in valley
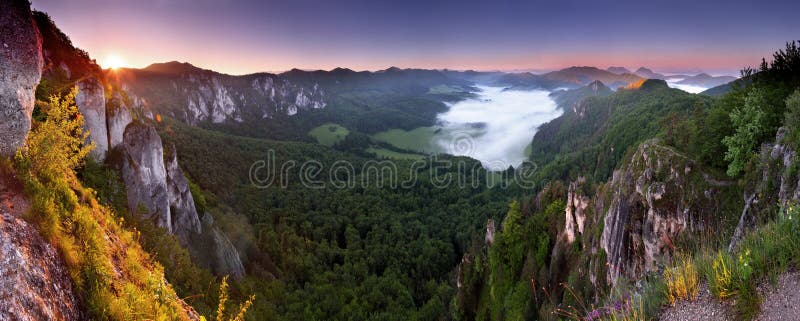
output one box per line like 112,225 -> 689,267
434,86 -> 562,170
665,78 -> 708,93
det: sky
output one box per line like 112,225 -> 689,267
31,0 -> 800,76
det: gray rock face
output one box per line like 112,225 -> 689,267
600,141 -> 729,285
107,93 -> 133,149
166,148 -> 202,244
118,122 -> 245,278
0,0 -> 43,157
120,122 -> 172,232
564,178 -> 589,244
201,214 -> 245,279
730,127 -> 800,251
484,219 -> 495,246
75,77 -> 108,160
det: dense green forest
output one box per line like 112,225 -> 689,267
154,118 -> 527,320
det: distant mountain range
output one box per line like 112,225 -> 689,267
603,66 -> 739,89
106,61 -> 741,129
607,66 -> 632,75
675,73 -> 738,88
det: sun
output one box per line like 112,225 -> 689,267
104,54 -> 126,69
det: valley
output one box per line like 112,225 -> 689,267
1,0 -> 799,320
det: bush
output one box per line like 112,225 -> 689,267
723,87 -> 770,176
784,89 -> 800,143
708,252 -> 735,300
663,255 -> 699,304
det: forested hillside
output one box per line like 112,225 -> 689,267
455,40 -> 800,320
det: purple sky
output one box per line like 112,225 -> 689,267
31,0 -> 800,76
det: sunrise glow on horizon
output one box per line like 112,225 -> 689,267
30,0 -> 800,76
101,54 -> 126,70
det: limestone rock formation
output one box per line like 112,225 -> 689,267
119,122 -> 173,232
200,214 -> 246,279
484,219 -> 496,246
75,77 -> 108,160
564,178 -> 589,243
730,127 -> 800,251
165,147 -> 202,244
0,0 -> 43,157
118,122 -> 245,278
109,61 -> 326,124
600,140 -> 731,285
107,92 -> 134,149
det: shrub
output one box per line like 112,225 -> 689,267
723,87 -> 770,176
663,255 -> 699,304
208,276 -> 255,321
708,252 -> 735,300
784,89 -> 800,144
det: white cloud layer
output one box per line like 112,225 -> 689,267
434,86 -> 562,170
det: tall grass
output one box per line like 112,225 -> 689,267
663,254 -> 700,304
555,283 -> 652,321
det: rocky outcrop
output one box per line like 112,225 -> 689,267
0,0 -> 43,157
200,214 -> 245,279
0,213 -> 82,321
75,77 -> 108,160
484,219 -> 496,246
107,92 -> 133,149
119,122 -> 244,278
120,122 -> 173,232
564,178 -> 589,243
600,140 -> 732,285
119,122 -> 202,240
165,148 -> 202,244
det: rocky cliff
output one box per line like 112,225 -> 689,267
119,122 -> 174,232
598,140 -> 734,285
108,61 -> 326,125
165,147 -> 203,244
199,214 -> 246,279
563,178 -> 590,244
118,122 -> 245,278
107,92 -> 134,149
0,0 -> 42,157
75,77 -> 108,160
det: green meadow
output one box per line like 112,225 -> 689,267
309,123 -> 350,146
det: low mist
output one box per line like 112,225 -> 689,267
434,86 -> 562,170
